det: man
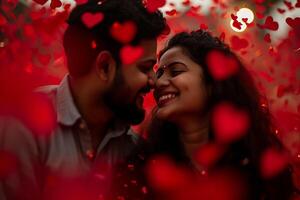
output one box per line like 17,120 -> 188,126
0,0 -> 166,199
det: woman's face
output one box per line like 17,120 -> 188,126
154,46 -> 209,122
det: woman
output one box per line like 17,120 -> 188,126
110,30 -> 293,200
145,30 -> 295,200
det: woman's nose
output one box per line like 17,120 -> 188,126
155,73 -> 170,88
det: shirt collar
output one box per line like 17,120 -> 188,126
57,75 -> 81,126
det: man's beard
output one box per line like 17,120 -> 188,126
103,70 -> 146,125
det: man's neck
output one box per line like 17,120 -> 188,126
69,76 -> 114,133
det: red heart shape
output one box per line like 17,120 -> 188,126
212,103 -> 250,143
264,33 -> 271,43
296,0 -> 300,7
75,0 -> 88,5
110,21 -> 137,44
120,45 -> 144,65
145,0 -> 166,13
50,0 -> 62,9
264,16 -> 279,31
206,50 -> 239,80
286,17 -> 300,29
81,12 -> 104,29
277,8 -> 286,14
230,35 -> 249,51
260,148 -> 288,178
166,9 -> 177,16
33,0 -> 48,5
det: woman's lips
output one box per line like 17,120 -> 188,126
157,93 -> 177,107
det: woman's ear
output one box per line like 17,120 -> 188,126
95,51 -> 117,82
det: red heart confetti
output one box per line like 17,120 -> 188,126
230,35 -> 249,51
81,12 -> 104,29
277,8 -> 286,14
194,143 -> 225,168
75,0 -> 88,5
264,33 -> 271,43
166,9 -> 177,16
32,0 -> 48,5
260,148 -> 288,178
182,0 -> 190,6
206,50 -> 239,80
110,21 -> 137,44
286,17 -> 300,29
200,23 -> 208,30
284,0 -> 294,10
50,0 -> 62,9
212,102 -> 250,143
120,45 -> 144,65
296,0 -> 300,7
145,0 -> 166,13
146,156 -> 190,190
258,16 -> 279,31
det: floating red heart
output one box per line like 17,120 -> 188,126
262,16 -> 279,31
120,45 -> 144,65
212,103 -> 250,143
277,8 -> 286,14
166,9 -> 177,16
286,17 -> 300,29
81,12 -> 104,29
260,148 -> 288,178
145,0 -> 166,13
206,50 -> 239,80
32,0 -> 48,5
50,0 -> 62,9
194,143 -> 225,168
230,35 -> 249,51
264,33 -> 271,43
283,0 -> 294,10
110,21 -> 137,44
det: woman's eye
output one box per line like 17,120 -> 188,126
155,69 -> 164,78
170,70 -> 184,77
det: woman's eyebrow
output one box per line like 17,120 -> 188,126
158,61 -> 188,70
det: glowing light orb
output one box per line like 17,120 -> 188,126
230,8 -> 254,32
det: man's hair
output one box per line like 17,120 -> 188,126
63,0 -> 166,77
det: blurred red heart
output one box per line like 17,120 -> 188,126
277,8 -> 286,14
33,0 -> 48,5
212,103 -> 250,143
286,17 -> 300,29
50,0 -> 62,9
206,50 -> 239,80
145,0 -> 166,13
230,35 -> 249,50
81,12 -> 104,29
263,16 -> 279,31
120,45 -> 144,65
260,148 -> 288,178
110,21 -> 137,44
264,33 -> 271,43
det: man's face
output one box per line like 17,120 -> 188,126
104,39 -> 157,125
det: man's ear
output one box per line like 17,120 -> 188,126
95,51 -> 117,82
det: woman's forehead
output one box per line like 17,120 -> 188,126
159,47 -> 188,65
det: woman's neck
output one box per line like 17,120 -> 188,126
178,116 -> 210,162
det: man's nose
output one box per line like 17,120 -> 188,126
147,70 -> 156,88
